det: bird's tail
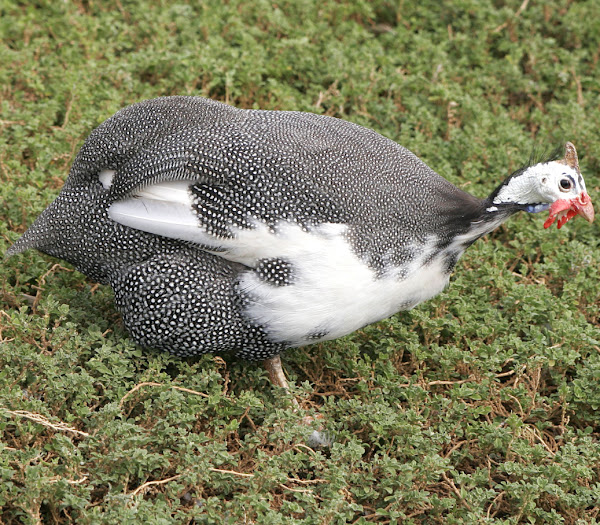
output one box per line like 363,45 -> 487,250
5,200 -> 59,257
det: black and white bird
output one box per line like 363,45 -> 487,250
7,96 -> 594,391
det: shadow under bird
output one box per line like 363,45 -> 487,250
7,96 -> 595,396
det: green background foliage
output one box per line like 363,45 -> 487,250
1,0 -> 599,523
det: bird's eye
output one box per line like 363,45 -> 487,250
559,178 -> 573,192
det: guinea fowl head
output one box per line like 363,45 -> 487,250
487,142 -> 594,229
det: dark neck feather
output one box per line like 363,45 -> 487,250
438,183 -> 526,251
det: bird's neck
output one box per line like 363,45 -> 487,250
434,191 -> 521,256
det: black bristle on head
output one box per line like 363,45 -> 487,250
526,144 -> 564,168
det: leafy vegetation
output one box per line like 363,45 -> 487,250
1,0 -> 599,523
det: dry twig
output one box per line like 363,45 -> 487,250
119,381 -> 209,409
2,409 -> 90,437
130,474 -> 183,497
493,0 -> 530,33
441,471 -> 472,511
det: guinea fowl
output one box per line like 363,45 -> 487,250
7,96 -> 594,394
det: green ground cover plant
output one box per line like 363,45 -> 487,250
1,0 -> 599,523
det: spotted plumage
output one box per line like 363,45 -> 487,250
255,258 -> 295,287
7,96 -> 594,361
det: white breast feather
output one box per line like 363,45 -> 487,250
237,224 -> 454,346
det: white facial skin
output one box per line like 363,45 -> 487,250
493,161 -> 586,206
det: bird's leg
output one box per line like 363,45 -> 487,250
263,354 -> 299,408
262,355 -> 330,447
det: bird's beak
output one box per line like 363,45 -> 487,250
577,192 -> 595,223
544,191 -> 594,229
